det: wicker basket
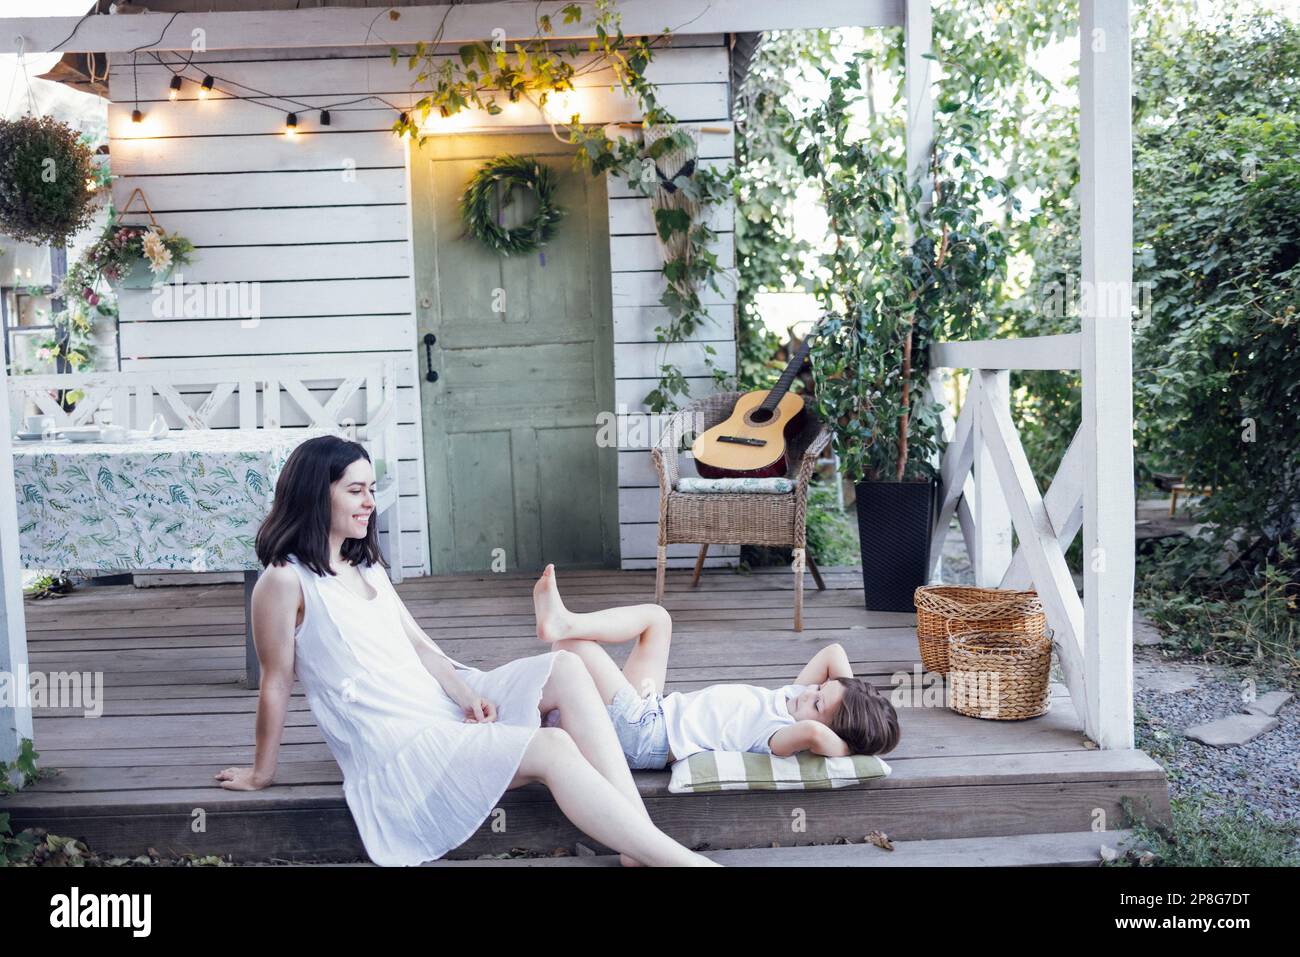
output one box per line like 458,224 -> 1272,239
946,627 -> 1053,720
913,585 -> 1046,674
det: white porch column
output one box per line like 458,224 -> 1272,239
0,365 -> 34,769
1079,0 -> 1136,748
904,0 -> 934,211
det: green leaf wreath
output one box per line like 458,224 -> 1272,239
460,154 -> 565,255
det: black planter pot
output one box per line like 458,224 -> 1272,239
854,478 -> 937,612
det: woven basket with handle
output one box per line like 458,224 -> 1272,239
913,585 -> 1046,674
945,627 -> 1054,720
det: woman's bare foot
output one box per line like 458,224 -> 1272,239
619,852 -> 645,867
533,564 -> 572,642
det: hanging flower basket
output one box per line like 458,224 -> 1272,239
73,190 -> 194,293
116,252 -> 175,288
89,222 -> 191,289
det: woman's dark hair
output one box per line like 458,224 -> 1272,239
255,434 -> 388,577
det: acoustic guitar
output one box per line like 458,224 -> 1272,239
691,336 -> 814,479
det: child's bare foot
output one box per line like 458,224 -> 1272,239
533,564 -> 571,642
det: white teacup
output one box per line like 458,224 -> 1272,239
25,415 -> 54,435
101,425 -> 129,443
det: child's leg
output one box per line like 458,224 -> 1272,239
534,564 -> 672,697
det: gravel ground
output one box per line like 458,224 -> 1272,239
1133,655 -> 1299,827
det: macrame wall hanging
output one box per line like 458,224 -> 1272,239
642,122 -> 703,301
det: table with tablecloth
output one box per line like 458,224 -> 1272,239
11,426 -> 340,688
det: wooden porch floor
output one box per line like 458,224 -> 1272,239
3,566 -> 1171,863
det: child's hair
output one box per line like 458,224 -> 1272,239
828,677 -> 900,756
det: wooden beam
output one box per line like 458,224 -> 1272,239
971,370 -> 1013,586
904,0 -> 934,212
3,1 -> 906,54
928,372 -> 976,581
931,334 -> 1083,371
1002,424 -> 1085,590
0,365 -> 34,768
976,372 -> 1088,721
1079,0 -> 1135,750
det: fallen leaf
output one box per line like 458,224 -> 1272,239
865,830 -> 894,851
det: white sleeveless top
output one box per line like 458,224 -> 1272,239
277,553 -> 560,866
660,683 -> 805,759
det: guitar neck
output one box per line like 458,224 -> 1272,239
760,340 -> 812,411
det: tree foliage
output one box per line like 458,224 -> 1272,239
793,48 -> 1009,483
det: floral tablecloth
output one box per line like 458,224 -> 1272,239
12,427 -> 339,571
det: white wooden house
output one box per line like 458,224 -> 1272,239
2,0 -> 1137,793
80,2 -> 751,579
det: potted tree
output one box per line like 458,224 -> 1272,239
795,51 -> 1008,611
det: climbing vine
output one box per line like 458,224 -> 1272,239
390,1 -> 733,411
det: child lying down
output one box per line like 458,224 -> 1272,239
533,564 -> 900,769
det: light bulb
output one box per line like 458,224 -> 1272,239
285,112 -> 298,136
168,76 -> 182,100
199,76 -> 214,99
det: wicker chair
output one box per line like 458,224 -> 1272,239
651,392 -> 833,631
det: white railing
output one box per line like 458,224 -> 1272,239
7,357 -> 405,581
929,332 -> 1133,749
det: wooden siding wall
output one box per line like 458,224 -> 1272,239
106,35 -> 738,575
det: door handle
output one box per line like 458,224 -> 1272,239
423,332 -> 439,383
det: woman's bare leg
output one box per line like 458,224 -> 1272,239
508,727 -> 716,867
534,564 -> 672,697
535,648 -> 659,865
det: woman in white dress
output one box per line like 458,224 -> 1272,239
214,435 -> 712,867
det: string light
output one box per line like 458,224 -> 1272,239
131,52 -> 143,125
145,52 -> 419,139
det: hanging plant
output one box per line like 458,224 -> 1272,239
460,154 -> 565,255
0,115 -> 99,245
73,218 -> 195,290
64,188 -> 195,296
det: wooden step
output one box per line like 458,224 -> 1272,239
3,750 -> 1169,863
291,830 -> 1139,867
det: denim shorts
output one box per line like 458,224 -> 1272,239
606,683 -> 672,770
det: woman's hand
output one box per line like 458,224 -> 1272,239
215,766 -> 272,790
457,694 -> 498,723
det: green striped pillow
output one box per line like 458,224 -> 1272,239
667,750 -> 891,793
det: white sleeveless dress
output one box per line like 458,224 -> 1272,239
277,553 -> 560,866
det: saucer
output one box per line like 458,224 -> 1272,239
14,430 -> 62,442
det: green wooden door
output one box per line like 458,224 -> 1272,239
410,133 -> 619,574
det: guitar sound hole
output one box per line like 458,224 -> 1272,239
748,407 -> 775,425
